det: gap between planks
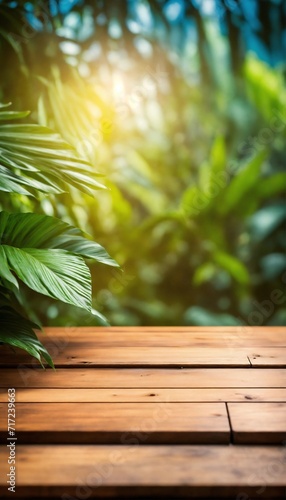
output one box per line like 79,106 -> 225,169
1,402 -> 286,445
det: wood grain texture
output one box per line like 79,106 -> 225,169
0,327 -> 286,499
1,368 -> 285,388
37,325 -> 286,338
248,348 -> 286,367
228,402 -> 286,444
0,402 -> 230,444
0,345 -> 251,367
0,445 -> 285,498
1,387 -> 286,403
2,326 -> 285,361
28,325 -> 286,347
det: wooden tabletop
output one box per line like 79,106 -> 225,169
0,326 -> 285,499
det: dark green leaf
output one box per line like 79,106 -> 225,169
0,308 -> 54,368
0,211 -> 119,267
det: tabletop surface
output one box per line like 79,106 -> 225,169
0,326 -> 285,499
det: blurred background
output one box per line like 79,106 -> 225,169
0,0 -> 285,327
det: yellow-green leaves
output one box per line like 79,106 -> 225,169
0,104 -> 106,196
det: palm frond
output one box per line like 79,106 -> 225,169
0,104 -> 106,196
0,307 -> 54,368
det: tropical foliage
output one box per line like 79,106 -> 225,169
0,104 -> 118,366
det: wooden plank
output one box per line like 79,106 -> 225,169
228,402 -> 286,444
1,387 -> 286,403
0,346 -> 251,367
19,325 -> 286,347
39,327 -> 286,348
38,325 -> 286,334
0,402 -> 230,444
0,445 -> 285,498
248,348 -> 286,367
5,346 -> 286,367
1,368 -> 285,388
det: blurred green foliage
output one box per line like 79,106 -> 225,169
0,0 -> 285,327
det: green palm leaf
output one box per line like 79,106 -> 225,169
0,308 -> 54,368
0,104 -> 106,196
0,247 -> 18,289
0,164 -> 33,195
2,247 -> 92,310
0,211 -> 119,267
